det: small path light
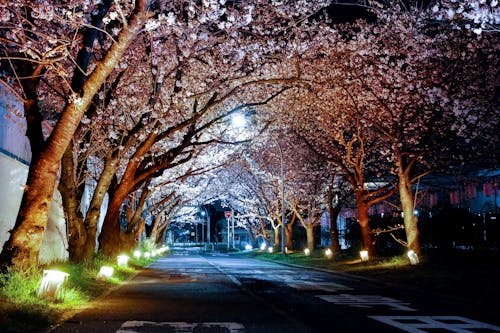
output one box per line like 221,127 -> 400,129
133,250 -> 141,259
407,250 -> 420,265
304,248 -> 311,256
268,247 -> 274,253
260,243 -> 267,251
245,244 -> 253,251
117,255 -> 129,267
144,252 -> 151,259
360,250 -> 369,262
37,270 -> 69,302
325,248 -> 333,259
97,266 -> 114,280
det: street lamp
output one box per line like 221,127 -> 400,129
200,206 -> 211,248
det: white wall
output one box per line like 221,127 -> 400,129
1,88 -> 69,264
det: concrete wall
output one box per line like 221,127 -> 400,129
1,88 -> 69,264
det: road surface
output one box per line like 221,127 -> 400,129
51,251 -> 500,333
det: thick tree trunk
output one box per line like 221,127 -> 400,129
357,200 -> 373,256
0,2 -> 150,271
98,182 -> 132,257
305,225 -> 314,251
273,226 -> 280,247
398,163 -> 421,256
59,144 -> 87,262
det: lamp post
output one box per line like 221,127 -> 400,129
201,206 -> 211,248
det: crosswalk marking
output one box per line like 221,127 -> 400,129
317,294 -> 416,311
369,316 -> 500,333
117,321 -> 246,333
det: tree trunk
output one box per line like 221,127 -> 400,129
398,162 -> 421,256
285,221 -> 294,250
0,2 -> 150,271
81,154 -> 117,260
98,181 -> 132,257
305,225 -> 314,251
327,187 -> 341,255
59,144 -> 87,262
273,226 -> 280,247
357,199 -> 373,256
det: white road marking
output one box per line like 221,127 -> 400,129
287,281 -> 353,292
369,316 -> 500,333
116,321 -> 246,333
317,294 -> 416,311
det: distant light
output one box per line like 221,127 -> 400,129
165,245 -> 170,251
407,250 -> 419,265
133,250 -> 141,259
152,250 -> 157,257
268,247 -> 274,253
260,243 -> 267,251
325,248 -> 333,259
144,252 -> 151,258
245,244 -> 253,251
97,266 -> 114,280
38,270 -> 69,301
117,255 -> 129,267
414,210 -> 419,216
304,248 -> 311,256
231,113 -> 246,128
360,250 -> 369,262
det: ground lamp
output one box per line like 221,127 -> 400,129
133,250 -> 141,259
117,255 -> 129,267
260,243 -> 267,251
37,270 -> 69,302
97,266 -> 114,280
144,252 -> 151,259
304,248 -> 311,256
407,250 -> 419,265
325,248 -> 333,259
245,244 -> 253,251
268,247 -> 274,253
360,250 -> 369,262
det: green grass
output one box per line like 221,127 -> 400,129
0,254 -> 157,333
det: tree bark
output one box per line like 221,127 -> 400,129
397,157 -> 421,256
81,154 -> 117,260
305,225 -> 314,251
0,1 -> 150,271
285,216 -> 295,250
59,142 -> 87,262
327,186 -> 341,255
356,199 -> 373,256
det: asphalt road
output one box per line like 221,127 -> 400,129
51,250 -> 500,333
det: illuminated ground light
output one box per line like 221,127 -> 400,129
245,244 -> 253,251
133,250 -> 141,259
97,266 -> 114,280
360,250 -> 369,262
407,250 -> 419,265
152,250 -> 157,257
325,248 -> 333,259
144,252 -> 151,259
37,270 -> 69,301
304,248 -> 311,256
260,243 -> 267,251
268,247 -> 274,253
117,255 -> 129,267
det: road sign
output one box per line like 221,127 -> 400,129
224,210 -> 232,218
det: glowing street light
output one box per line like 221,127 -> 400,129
245,244 -> 253,251
360,250 -> 369,262
38,270 -> 69,301
304,248 -> 311,256
325,248 -> 333,259
268,247 -> 274,253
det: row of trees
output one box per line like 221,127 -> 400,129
0,1 -> 498,270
